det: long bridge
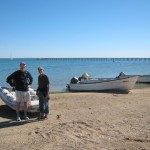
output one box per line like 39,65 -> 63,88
36,58 -> 150,62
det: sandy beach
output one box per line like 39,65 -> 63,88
0,88 -> 150,150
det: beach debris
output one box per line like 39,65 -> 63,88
35,131 -> 40,134
57,115 -> 61,119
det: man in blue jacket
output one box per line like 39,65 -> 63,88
6,62 -> 33,121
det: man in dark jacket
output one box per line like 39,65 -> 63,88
6,62 -> 33,121
37,66 -> 50,120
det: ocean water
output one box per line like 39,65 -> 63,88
0,58 -> 150,92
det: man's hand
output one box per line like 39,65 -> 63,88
45,94 -> 50,100
28,85 -> 32,88
12,87 -> 16,91
36,89 -> 39,96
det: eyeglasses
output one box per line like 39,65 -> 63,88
20,64 -> 26,67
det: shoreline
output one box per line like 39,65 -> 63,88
51,83 -> 150,94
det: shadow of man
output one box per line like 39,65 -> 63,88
0,104 -> 38,129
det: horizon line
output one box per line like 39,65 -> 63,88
0,57 -> 150,59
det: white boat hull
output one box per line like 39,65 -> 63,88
68,76 -> 138,91
137,75 -> 150,83
127,75 -> 150,83
0,87 -> 39,112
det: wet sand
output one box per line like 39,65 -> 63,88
0,88 -> 150,150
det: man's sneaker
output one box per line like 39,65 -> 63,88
24,115 -> 29,121
37,115 -> 43,120
37,115 -> 47,120
16,116 -> 21,121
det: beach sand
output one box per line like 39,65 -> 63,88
0,88 -> 150,150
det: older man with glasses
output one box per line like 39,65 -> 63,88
6,62 -> 33,121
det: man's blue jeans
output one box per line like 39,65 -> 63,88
39,91 -> 50,115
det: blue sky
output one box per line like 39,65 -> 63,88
0,0 -> 150,58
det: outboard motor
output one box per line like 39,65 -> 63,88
70,77 -> 79,84
116,72 -> 126,78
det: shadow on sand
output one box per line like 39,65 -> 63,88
0,104 -> 39,129
69,89 -> 129,94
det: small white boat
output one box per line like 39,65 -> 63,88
67,76 -> 138,92
127,75 -> 150,83
0,86 -> 39,112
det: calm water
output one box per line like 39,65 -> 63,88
0,58 -> 150,92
